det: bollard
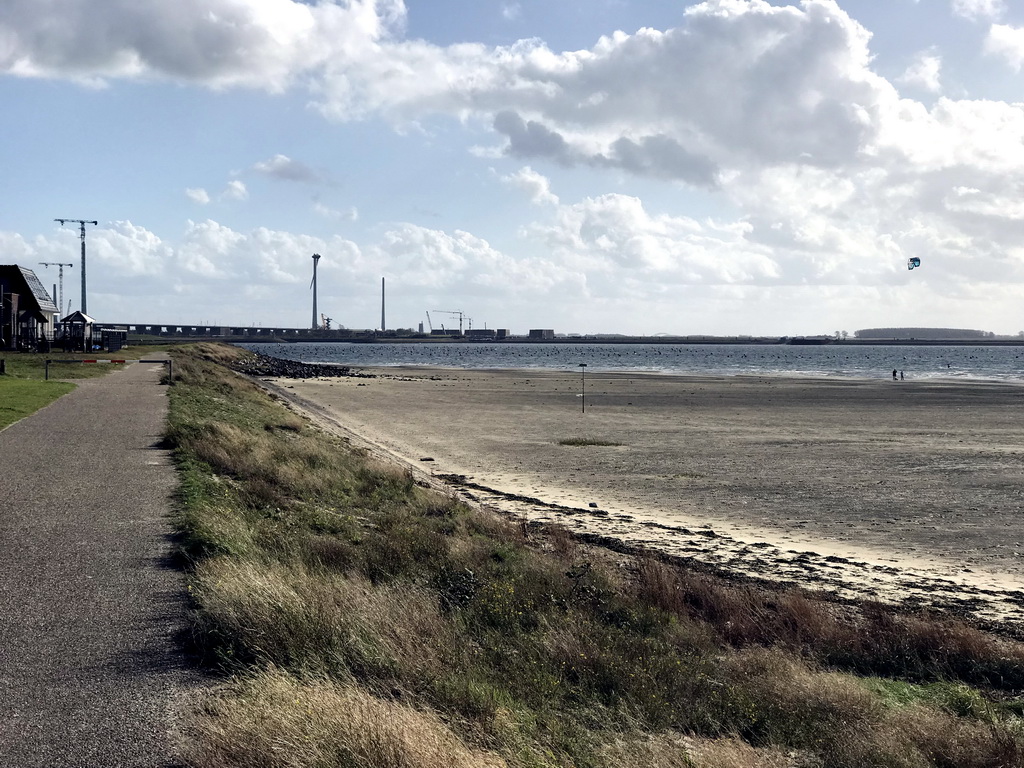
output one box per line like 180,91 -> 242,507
0,359 -> 5,375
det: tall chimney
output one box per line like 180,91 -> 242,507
381,277 -> 386,332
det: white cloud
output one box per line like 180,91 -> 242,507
221,180 -> 249,201
309,0 -> 889,184
90,221 -> 172,277
898,50 -> 942,93
501,166 -> 559,205
951,0 -> 1005,21
252,154 -> 325,184
314,202 -> 359,220
0,0 -> 407,90
185,187 -> 210,204
984,24 -> 1024,71
502,4 -> 521,21
525,192 -> 780,296
946,185 -> 1024,219
0,1 -> 907,181
372,221 -> 571,297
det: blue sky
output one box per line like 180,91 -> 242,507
4,0 -> 1024,336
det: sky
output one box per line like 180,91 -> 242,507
3,0 -> 1024,337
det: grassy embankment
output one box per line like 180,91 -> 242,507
168,342 -> 1024,768
0,346 -> 166,430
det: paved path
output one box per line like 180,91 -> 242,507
0,359 -> 198,767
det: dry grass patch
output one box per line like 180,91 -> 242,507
634,556 -> 1024,691
558,437 -> 624,447
191,558 -> 456,684
182,667 -> 506,768
597,732 -> 794,768
717,649 -> 881,750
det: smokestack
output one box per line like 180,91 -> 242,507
381,277 -> 386,332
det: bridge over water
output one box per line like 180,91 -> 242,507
112,323 -> 372,340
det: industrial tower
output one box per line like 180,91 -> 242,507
310,253 -> 321,330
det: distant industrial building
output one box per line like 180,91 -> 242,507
0,265 -> 60,351
528,329 -> 555,339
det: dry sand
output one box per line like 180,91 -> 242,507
266,367 -> 1024,631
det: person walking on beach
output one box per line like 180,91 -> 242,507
900,370 -> 904,380
893,369 -> 898,380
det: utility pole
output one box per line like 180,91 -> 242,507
55,219 -> 97,314
39,262 -> 73,319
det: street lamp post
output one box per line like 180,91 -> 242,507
578,363 -> 587,413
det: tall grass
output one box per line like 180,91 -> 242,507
168,343 -> 1024,768
181,667 -> 506,768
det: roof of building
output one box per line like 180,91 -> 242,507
0,265 -> 60,314
62,310 -> 95,324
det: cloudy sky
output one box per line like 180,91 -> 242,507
3,0 -> 1024,336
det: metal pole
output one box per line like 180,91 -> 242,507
579,363 -> 587,413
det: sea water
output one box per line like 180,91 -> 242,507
242,341 -> 1024,382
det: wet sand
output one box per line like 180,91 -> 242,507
266,367 -> 1024,631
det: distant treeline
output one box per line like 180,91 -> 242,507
855,327 -> 994,340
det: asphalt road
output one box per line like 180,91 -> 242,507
0,359 -> 199,767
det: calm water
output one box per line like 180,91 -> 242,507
242,342 -> 1024,382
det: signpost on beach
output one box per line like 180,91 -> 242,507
578,363 -> 587,413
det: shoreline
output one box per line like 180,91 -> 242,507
264,366 -> 1024,632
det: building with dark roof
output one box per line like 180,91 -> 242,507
0,265 -> 60,350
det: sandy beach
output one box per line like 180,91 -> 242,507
266,367 -> 1024,631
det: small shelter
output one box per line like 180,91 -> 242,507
60,310 -> 97,352
0,265 -> 60,351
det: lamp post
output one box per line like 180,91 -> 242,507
578,363 -> 587,413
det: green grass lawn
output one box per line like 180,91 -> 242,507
0,345 -> 170,429
0,378 -> 75,430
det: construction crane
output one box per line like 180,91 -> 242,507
39,261 -> 73,318
320,313 -> 332,330
425,311 -> 433,332
432,310 -> 466,335
54,218 -> 97,314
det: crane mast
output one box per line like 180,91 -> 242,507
38,261 -> 73,318
54,218 -> 97,314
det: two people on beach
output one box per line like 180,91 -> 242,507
892,369 -> 904,381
